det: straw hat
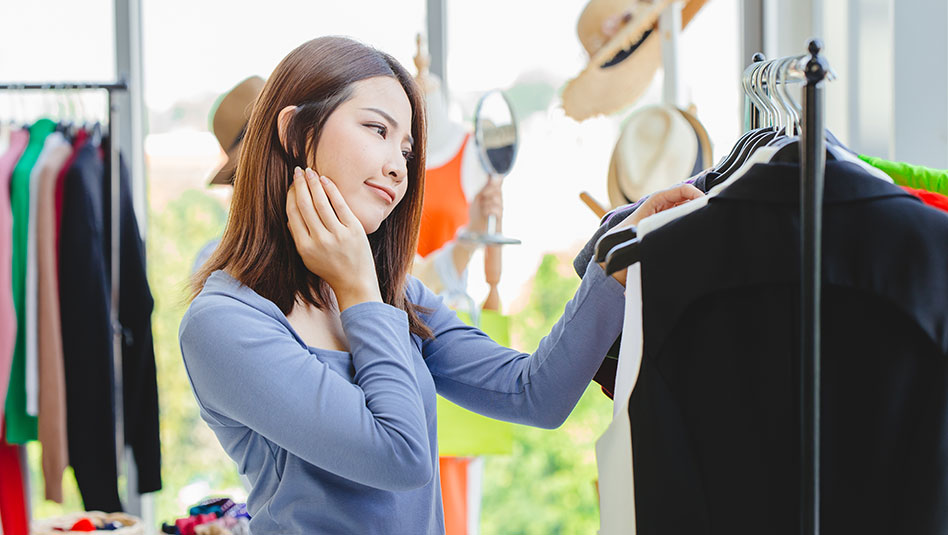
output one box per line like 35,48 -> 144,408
606,103 -> 707,207
563,0 -> 708,120
207,76 -> 265,185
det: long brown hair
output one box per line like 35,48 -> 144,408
192,36 -> 432,339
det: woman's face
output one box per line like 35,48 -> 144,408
313,76 -> 414,234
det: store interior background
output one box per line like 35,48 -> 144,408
2,0 -> 944,532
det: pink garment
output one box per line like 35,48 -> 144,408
0,130 -> 29,428
33,135 -> 73,502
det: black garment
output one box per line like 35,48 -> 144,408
629,160 -> 948,534
59,140 -> 161,512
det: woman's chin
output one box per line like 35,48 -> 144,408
360,218 -> 381,235
357,208 -> 392,235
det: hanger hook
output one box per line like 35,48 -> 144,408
56,84 -> 68,120
768,57 -> 790,133
742,56 -> 769,128
754,60 -> 777,127
777,56 -> 800,135
764,60 -> 782,129
784,55 -> 808,133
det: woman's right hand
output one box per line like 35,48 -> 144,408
286,167 -> 382,311
466,177 -> 504,235
598,183 -> 705,286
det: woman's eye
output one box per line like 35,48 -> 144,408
367,123 -> 386,137
402,150 -> 415,162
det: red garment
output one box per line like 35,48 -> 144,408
902,185 -> 948,213
0,427 -> 29,535
417,134 -> 471,257
54,129 -> 89,262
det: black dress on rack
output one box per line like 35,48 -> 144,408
59,138 -> 162,512
625,159 -> 948,534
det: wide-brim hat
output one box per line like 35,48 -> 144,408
563,0 -> 708,120
207,75 -> 265,185
606,103 -> 710,208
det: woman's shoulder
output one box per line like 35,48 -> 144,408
182,270 -> 286,335
405,273 -> 438,308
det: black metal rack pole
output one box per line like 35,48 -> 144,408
799,40 -> 828,535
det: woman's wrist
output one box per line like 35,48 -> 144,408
334,282 -> 383,312
597,261 -> 627,286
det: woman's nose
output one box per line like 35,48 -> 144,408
384,154 -> 407,182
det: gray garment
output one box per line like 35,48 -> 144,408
179,262 -> 624,534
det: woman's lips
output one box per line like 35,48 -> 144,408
365,182 -> 395,204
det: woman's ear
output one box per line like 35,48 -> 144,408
277,105 -> 297,151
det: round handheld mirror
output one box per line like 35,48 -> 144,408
460,89 -> 521,245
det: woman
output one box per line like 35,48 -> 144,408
180,36 -> 702,534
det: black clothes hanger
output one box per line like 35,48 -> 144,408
707,55 -> 794,187
604,236 -> 641,276
709,127 -> 768,176
595,224 -> 638,263
706,127 -> 782,189
602,128 -> 780,273
602,125 -> 786,275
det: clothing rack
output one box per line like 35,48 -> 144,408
0,79 -> 138,512
742,41 -> 830,534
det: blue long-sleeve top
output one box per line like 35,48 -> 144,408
178,260 -> 625,534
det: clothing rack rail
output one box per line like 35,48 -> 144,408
0,79 -> 138,512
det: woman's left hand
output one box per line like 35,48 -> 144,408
286,167 -> 383,311
600,183 -> 705,286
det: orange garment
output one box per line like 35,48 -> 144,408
417,134 -> 470,257
440,457 -> 470,535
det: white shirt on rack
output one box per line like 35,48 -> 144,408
26,132 -> 68,416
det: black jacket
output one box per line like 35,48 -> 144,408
627,159 -> 948,534
59,139 -> 161,511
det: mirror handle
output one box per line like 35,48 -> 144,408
482,244 -> 501,312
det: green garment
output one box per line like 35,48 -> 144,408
5,118 -> 55,443
858,154 -> 948,197
436,309 -> 515,456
